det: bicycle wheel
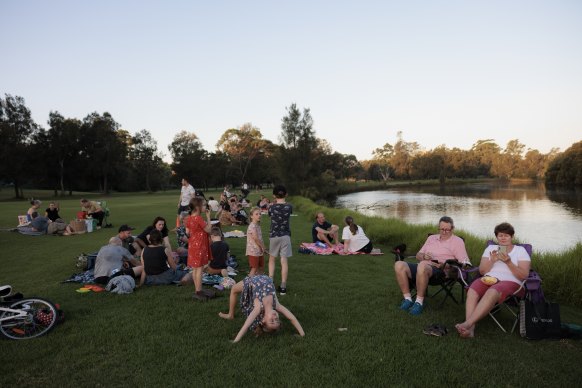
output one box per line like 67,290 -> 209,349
0,298 -> 58,340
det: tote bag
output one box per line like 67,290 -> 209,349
520,300 -> 561,340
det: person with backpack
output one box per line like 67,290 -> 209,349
455,222 -> 531,338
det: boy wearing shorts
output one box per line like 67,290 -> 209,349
268,185 -> 293,295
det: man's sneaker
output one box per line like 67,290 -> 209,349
409,302 -> 424,315
277,286 -> 287,295
399,299 -> 414,311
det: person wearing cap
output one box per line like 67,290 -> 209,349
94,237 -> 143,285
117,224 -> 137,256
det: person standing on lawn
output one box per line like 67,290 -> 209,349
185,197 -> 213,301
246,207 -> 266,276
268,185 -> 293,295
177,177 -> 196,227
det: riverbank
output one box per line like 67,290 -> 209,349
335,177 -> 505,196
293,196 -> 582,307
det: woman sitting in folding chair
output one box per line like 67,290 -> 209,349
455,222 -> 531,338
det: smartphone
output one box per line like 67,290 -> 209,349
498,245 -> 507,254
431,259 -> 439,263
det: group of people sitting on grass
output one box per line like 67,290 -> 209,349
19,198 -> 107,236
393,216 -> 531,339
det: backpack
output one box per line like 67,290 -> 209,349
526,270 -> 545,304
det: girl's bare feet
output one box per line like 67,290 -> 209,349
218,312 -> 234,320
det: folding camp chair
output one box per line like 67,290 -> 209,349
458,241 -> 537,333
393,238 -> 472,308
97,200 -> 112,228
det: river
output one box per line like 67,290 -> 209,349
334,182 -> 582,253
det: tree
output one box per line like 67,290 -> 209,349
131,129 -> 167,192
492,139 -> 526,179
216,123 -> 268,183
470,139 -> 501,177
79,112 -> 127,194
278,103 -> 318,194
168,131 -> 209,188
0,94 -> 41,198
391,131 -> 420,179
45,112 -> 82,196
371,143 -> 395,180
545,141 -> 582,187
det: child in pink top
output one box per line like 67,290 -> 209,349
246,207 -> 266,276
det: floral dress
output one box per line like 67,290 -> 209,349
240,275 -> 278,331
185,215 -> 211,267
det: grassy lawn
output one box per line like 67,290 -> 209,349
0,191 -> 581,387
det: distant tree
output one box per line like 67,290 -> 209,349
545,141 -> 582,187
79,112 -> 127,194
391,131 -> 420,179
44,112 -> 82,195
0,94 -> 41,198
470,139 -> 501,177
216,123 -> 268,183
278,103 -> 318,194
492,139 -> 526,179
131,129 -> 167,192
168,131 -> 209,188
371,142 -> 394,180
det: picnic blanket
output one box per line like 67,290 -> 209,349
63,269 -> 95,284
299,242 -> 383,256
16,226 -> 45,236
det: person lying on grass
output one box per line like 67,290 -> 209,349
218,275 -> 305,343
455,222 -> 531,338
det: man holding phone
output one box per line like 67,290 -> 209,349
394,216 -> 470,315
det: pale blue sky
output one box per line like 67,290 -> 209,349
1,1 -> 581,161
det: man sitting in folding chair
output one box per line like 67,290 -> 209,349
394,216 -> 469,316
455,222 -> 531,338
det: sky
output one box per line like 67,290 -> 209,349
1,1 -> 581,162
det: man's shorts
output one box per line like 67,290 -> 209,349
269,235 -> 292,258
177,205 -> 190,215
248,255 -> 265,269
469,279 -> 524,302
145,269 -> 190,285
406,262 -> 445,288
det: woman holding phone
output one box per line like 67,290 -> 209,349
455,222 -> 531,338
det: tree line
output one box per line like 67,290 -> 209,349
1,94 -> 580,199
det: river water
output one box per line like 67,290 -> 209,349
334,182 -> 582,253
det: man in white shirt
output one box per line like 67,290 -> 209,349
178,178 -> 196,214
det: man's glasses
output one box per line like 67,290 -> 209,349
439,228 -> 452,233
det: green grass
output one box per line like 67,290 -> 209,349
0,192 -> 581,387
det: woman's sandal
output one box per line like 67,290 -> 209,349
423,324 -> 448,336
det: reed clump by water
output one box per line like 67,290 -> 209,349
292,196 -> 582,307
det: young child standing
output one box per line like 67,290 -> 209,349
246,207 -> 266,276
206,227 -> 229,278
268,185 -> 293,295
185,197 -> 213,301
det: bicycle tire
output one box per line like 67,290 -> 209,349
0,298 -> 58,340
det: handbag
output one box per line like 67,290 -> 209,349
520,299 -> 561,339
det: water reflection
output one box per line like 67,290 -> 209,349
334,182 -> 582,253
